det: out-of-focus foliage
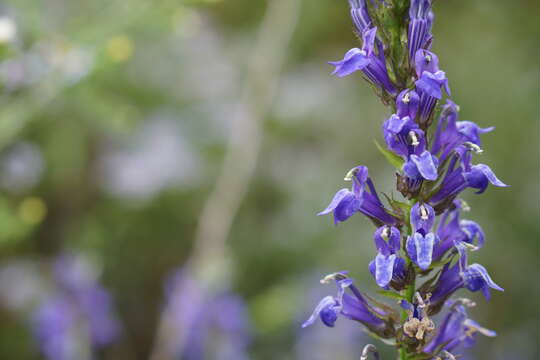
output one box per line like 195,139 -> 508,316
0,0 -> 538,359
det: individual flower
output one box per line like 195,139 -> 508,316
432,201 -> 485,260
431,100 -> 494,168
410,202 -> 435,234
330,27 -> 397,95
406,203 -> 439,270
456,121 -> 494,146
318,166 -> 397,225
396,89 -> 420,120
423,301 -> 496,355
382,115 -> 425,159
383,90 -> 426,159
431,100 -> 463,161
368,226 -> 407,287
329,27 -> 376,78
430,161 -> 508,205
414,50 -> 450,125
429,246 -> 503,306
303,273 -> 393,338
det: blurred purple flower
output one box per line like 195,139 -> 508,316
164,268 -> 251,360
31,254 -> 120,360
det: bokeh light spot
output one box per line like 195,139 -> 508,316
18,197 -> 47,225
106,35 -> 134,63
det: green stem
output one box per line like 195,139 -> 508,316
399,253 -> 416,360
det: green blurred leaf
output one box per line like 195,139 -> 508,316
375,140 -> 404,170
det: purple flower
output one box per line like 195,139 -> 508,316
397,89 -> 420,119
431,100 -> 462,161
368,226 -> 407,287
311,0 -> 507,356
318,165 -> 397,225
414,49 -> 450,99
406,203 -> 440,270
406,232 -> 438,270
414,49 -> 441,76
349,0 -> 372,34
330,48 -> 372,78
303,273 -> 385,330
330,27 -> 397,95
414,50 -> 450,124
53,255 -> 119,346
429,246 -> 503,305
164,269 -> 251,360
382,114 -> 425,159
32,296 -> 77,360
424,302 -> 496,355
330,27 -> 376,77
416,71 -> 450,99
408,0 -> 434,61
403,150 -> 439,181
464,164 -> 508,194
32,254 -> 120,360
382,91 -> 426,160
432,202 -> 485,260
430,161 -> 508,205
457,121 -> 494,146
411,202 -> 435,234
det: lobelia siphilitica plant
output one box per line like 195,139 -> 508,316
302,1 -> 507,359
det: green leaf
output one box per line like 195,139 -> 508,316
377,289 -> 407,301
375,140 -> 404,170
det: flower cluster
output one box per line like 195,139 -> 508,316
303,1 -> 506,359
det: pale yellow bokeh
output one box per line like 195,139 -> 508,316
106,35 -> 134,63
18,197 -> 47,225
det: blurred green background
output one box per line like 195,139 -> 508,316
0,0 -> 538,359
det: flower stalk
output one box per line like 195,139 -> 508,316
303,1 -> 507,359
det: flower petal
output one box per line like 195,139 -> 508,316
410,151 -> 438,181
473,164 -> 508,187
374,253 -> 396,287
329,48 -> 370,77
464,263 -> 504,300
411,202 -> 435,234
414,232 -> 435,270
460,220 -> 485,249
385,114 -> 411,133
302,296 -> 337,328
414,49 -> 440,76
373,226 -> 401,255
464,164 -> 508,194
361,27 -> 377,56
318,189 -> 352,216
